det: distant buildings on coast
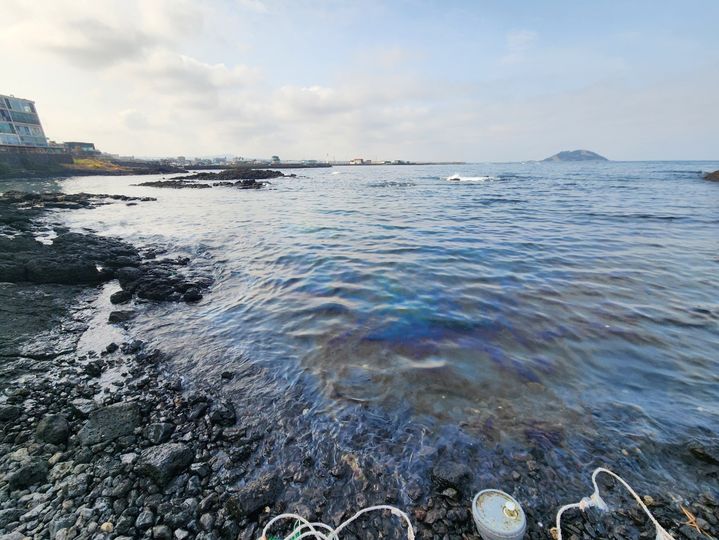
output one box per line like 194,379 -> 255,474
0,93 -> 102,159
1,93 -> 464,170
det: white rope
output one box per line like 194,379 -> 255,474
261,466 -> 673,540
555,467 -> 675,540
259,504 -> 415,540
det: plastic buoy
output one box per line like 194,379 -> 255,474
472,489 -> 526,540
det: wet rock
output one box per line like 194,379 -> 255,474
0,508 -> 22,528
84,360 -> 103,377
189,402 -> 209,420
183,287 -> 203,302
431,461 -> 472,494
136,282 -> 176,301
106,342 -> 119,353
175,168 -> 285,181
135,509 -> 155,530
688,441 -> 719,465
35,414 -> 70,445
78,402 -> 141,445
109,310 -> 136,323
70,398 -> 97,418
6,458 -> 48,490
226,472 -> 282,519
135,179 -> 212,189
144,422 -> 175,444
110,289 -> 132,304
122,339 -> 145,353
209,400 -> 236,426
0,404 -> 22,423
137,443 -> 194,486
704,170 -> 719,181
25,257 -> 102,284
115,266 -> 143,285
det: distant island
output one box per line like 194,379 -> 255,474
543,149 -> 609,162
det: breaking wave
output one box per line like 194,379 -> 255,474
446,173 -> 496,182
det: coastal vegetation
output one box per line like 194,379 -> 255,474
0,154 -> 185,179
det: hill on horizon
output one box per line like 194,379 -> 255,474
543,150 -> 609,162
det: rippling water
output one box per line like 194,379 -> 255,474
9,161 -> 719,488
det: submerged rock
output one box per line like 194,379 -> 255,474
209,400 -> 236,426
688,441 -> 719,465
431,461 -> 472,494
78,402 -> 141,445
137,443 -> 194,486
226,472 -> 282,518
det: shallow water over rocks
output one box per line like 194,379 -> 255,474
4,161 -> 719,506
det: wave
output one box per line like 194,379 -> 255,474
446,173 -> 496,182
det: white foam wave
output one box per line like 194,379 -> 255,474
446,173 -> 496,182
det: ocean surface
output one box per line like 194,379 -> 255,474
5,161 -> 719,491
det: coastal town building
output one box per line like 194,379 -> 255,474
63,141 -> 99,155
0,94 -> 48,147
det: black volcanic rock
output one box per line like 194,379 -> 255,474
35,414 -> 70,445
135,179 -> 212,189
543,149 -> 608,162
176,168 -> 287,181
137,443 -> 194,486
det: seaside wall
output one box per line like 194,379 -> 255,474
0,145 -> 72,177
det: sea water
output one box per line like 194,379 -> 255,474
13,160 -> 719,490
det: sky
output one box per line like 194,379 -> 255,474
3,0 -> 718,161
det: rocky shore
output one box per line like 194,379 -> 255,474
173,170 -> 291,181
0,192 -> 210,303
704,170 -> 719,181
1,189 -> 718,540
133,179 -> 266,191
134,169 -> 293,190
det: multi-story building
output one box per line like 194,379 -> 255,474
0,94 -> 49,147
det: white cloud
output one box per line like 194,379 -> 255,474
1,2 -> 717,160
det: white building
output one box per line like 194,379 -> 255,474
0,94 -> 49,147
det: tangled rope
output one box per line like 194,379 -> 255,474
259,504 -> 415,540
554,467 -> 675,540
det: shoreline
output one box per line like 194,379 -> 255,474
0,186 -> 717,539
